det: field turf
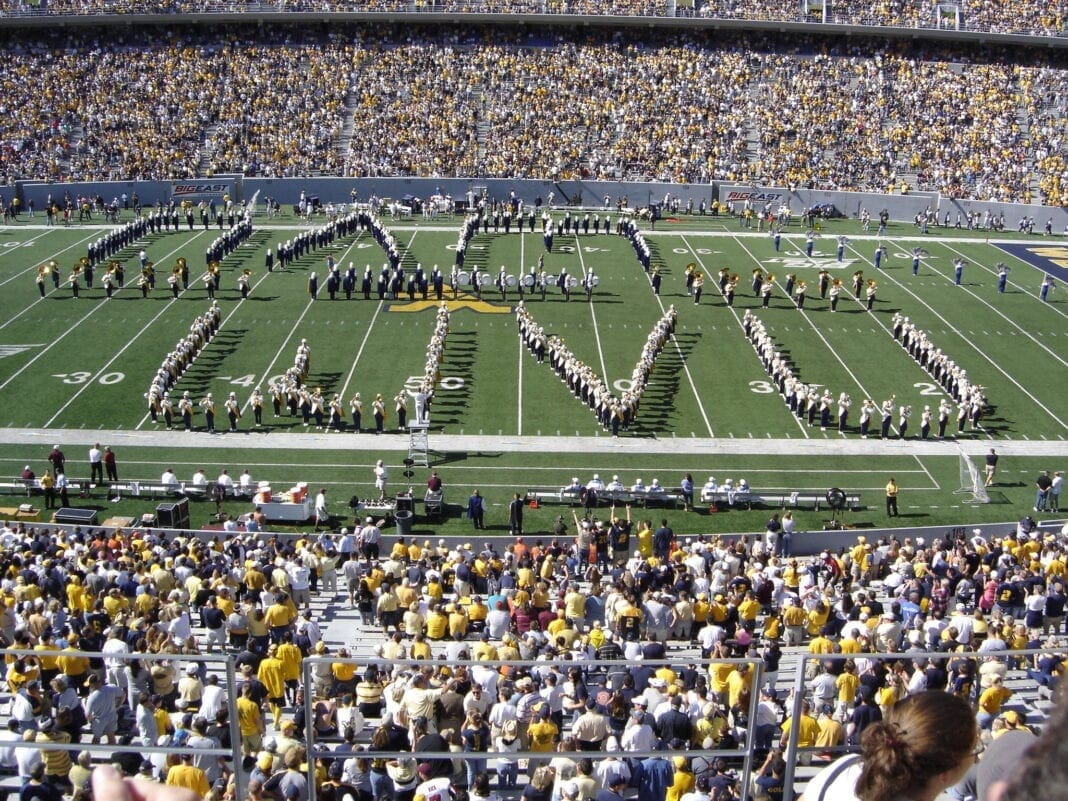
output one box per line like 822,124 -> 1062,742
0,208 -> 1064,534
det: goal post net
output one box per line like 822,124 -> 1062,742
954,449 -> 990,504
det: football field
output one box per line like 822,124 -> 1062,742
1,210 -> 1065,442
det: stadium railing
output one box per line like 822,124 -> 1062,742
0,1 -> 1064,38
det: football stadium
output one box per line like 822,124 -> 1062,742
0,7 -> 1065,801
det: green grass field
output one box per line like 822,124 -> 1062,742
0,208 -> 1064,534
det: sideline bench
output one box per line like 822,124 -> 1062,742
774,492 -> 863,511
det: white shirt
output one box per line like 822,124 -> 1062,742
315,492 -> 328,514
161,471 -> 179,488
200,684 -> 226,721
89,446 -> 102,465
217,473 -> 234,489
191,471 -> 207,487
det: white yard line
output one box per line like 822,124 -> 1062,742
517,230 -> 525,436
681,238 -> 809,440
893,239 -> 1068,364
0,233 -> 206,395
640,238 -> 716,437
573,238 -> 611,384
337,301 -> 384,403
840,241 -> 1068,431
912,454 -> 941,490
0,228 -> 96,289
731,233 -> 902,435
937,240 -> 1068,321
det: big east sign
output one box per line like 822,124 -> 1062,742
172,183 -> 231,197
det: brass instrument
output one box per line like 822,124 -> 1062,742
142,261 -> 155,277
242,268 -> 252,277
172,264 -> 183,276
764,274 -> 775,283
685,262 -> 696,273
208,260 -> 220,274
37,264 -> 50,278
867,279 -> 878,288
79,257 -> 90,268
832,278 -> 842,287
176,257 -> 187,270
71,263 -> 82,276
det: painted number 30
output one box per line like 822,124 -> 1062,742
749,380 -> 775,394
54,371 -> 125,385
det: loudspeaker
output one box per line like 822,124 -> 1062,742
156,497 -> 190,530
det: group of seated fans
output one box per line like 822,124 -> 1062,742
0,28 -> 1064,205
0,508 -> 1063,801
11,0 -> 1066,37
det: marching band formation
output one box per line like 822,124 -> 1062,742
892,313 -> 988,433
515,301 -> 677,436
145,303 -> 223,428
30,198 -> 1012,439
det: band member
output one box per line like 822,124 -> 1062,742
225,392 -> 241,433
432,266 -> 444,300
36,266 -> 47,297
898,404 -> 911,439
719,267 -> 731,293
692,271 -> 705,305
829,278 -> 842,311
179,392 -> 194,430
751,268 -> 763,297
372,394 -> 386,434
308,271 -> 318,300
250,387 -> 264,427
784,273 -> 795,297
200,393 -> 216,433
168,270 -> 180,299
102,269 -> 115,299
937,398 -> 952,439
837,392 -> 851,433
920,405 -> 932,440
953,258 -> 965,285
794,280 -> 807,310
859,398 -> 874,438
852,270 -> 864,297
817,268 -> 830,299
725,275 -> 737,306
137,271 -> 150,298
69,268 -> 81,299
651,267 -> 662,295
880,396 -> 895,439
238,270 -> 251,299
362,266 -> 373,300
349,392 -> 363,432
496,266 -> 508,301
760,275 -> 773,308
203,270 -> 215,299
865,280 -> 877,311
874,244 -> 887,269
394,392 -> 408,430
996,263 -> 1009,294
329,394 -> 345,431
161,393 -> 174,430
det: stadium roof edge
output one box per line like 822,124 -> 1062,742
0,10 -> 1064,50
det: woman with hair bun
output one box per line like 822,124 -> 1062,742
800,691 -> 978,801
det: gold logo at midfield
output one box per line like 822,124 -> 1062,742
388,294 -> 512,314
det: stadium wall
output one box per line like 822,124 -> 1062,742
18,178 -> 1068,229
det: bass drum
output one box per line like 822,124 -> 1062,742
505,275 -> 518,288
566,275 -> 579,289
588,275 -> 601,287
521,274 -> 536,287
479,272 -> 493,287
457,271 -> 471,286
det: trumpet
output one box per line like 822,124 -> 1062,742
79,256 -> 90,268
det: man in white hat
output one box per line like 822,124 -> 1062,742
359,516 -> 381,562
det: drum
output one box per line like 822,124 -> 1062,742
544,275 -> 557,286
566,275 -> 579,289
505,275 -> 518,288
479,273 -> 492,286
589,275 -> 601,287
457,270 -> 470,286
521,274 -> 536,287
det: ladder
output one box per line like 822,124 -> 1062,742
407,424 -> 429,467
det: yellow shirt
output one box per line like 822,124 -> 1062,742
166,764 -> 210,797
738,598 -> 761,622
257,657 -> 286,699
836,672 -> 859,703
781,714 -> 820,747
527,719 -> 558,751
237,696 -> 262,736
277,643 -> 302,682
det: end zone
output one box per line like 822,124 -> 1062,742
995,241 -> 1068,281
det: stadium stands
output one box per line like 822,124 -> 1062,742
5,0 -> 1066,36
0,28 -> 1064,205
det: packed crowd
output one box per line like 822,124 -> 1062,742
0,503 -> 1065,801
0,28 -> 1064,205
7,0 -> 1066,36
